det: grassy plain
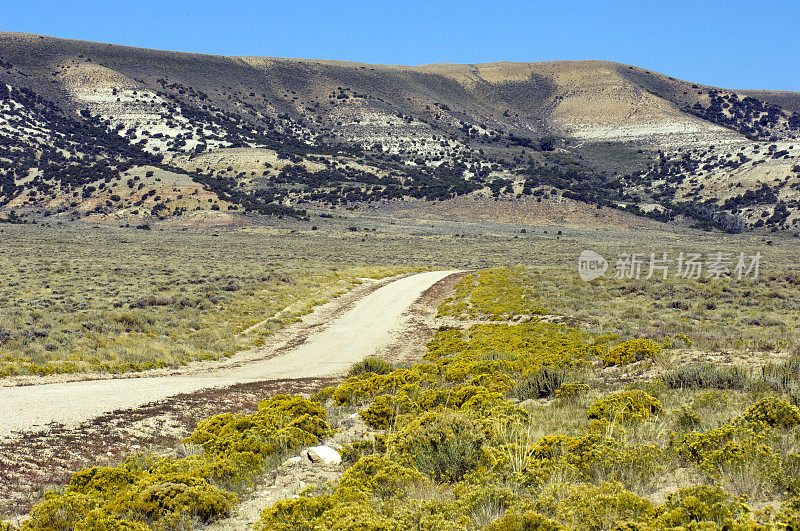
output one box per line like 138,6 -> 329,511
0,218 -> 797,378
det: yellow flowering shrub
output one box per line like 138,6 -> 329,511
602,338 -> 661,367
534,482 -> 652,530
587,390 -> 664,422
68,466 -> 138,499
75,509 -> 150,531
360,394 -> 417,430
485,508 -> 565,531
111,474 -> 237,523
651,485 -> 752,528
555,382 -> 590,402
741,396 -> 800,428
20,491 -> 100,531
338,455 -> 429,499
255,495 -> 334,531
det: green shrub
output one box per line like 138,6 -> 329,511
527,432 -> 662,490
184,394 -> 331,466
662,363 -> 751,390
587,390 -> 663,422
513,367 -> 566,400
76,510 -> 150,530
391,409 -> 485,482
602,339 -> 660,367
674,405 -> 701,430
760,356 -> 800,396
256,495 -> 334,531
68,466 -> 138,498
349,356 -> 395,377
117,476 -> 236,523
360,394 -> 398,430
774,495 -> 800,529
339,455 -> 428,499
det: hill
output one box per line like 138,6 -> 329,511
1,32 -> 800,231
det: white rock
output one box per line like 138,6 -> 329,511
306,445 -> 342,465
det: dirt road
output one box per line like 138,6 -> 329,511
0,270 -> 460,437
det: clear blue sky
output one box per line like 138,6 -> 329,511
3,0 -> 799,91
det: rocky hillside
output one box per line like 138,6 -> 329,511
1,32 -> 799,231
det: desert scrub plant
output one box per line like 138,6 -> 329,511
769,495 -> 800,528
74,509 -> 150,530
316,368 -> 423,406
662,363 -> 751,390
111,475 -> 237,524
19,491 -> 100,530
484,508 -> 565,530
669,419 -> 800,499
348,356 -> 395,377
435,267 -> 549,319
533,481 -> 652,530
587,390 -> 664,422
320,321 -> 598,412
360,393 -> 408,430
337,455 -> 429,499
525,431 -> 662,491
650,485 -> 752,529
255,458 -> 464,530
184,394 -> 332,469
425,322 -> 600,372
512,367 -> 566,400
673,405 -> 702,430
255,494 -> 334,531
601,338 -> 661,367
759,356 -> 800,397
555,382 -> 590,404
338,435 -> 388,464
740,395 -> 800,428
390,408 -> 486,483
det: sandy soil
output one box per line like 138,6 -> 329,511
0,270 -> 462,438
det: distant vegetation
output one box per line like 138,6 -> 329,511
684,90 -> 800,141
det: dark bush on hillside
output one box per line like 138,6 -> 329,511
348,357 -> 394,377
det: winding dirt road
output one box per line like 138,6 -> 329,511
0,270 -> 460,437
